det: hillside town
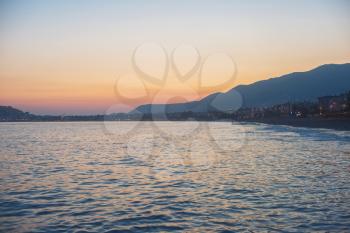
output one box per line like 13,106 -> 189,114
231,91 -> 350,121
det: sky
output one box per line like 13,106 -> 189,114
0,0 -> 350,115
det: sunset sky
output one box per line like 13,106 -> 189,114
1,0 -> 350,114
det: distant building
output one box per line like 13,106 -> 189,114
318,92 -> 349,114
275,103 -> 293,115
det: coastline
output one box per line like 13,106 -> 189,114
1,117 -> 350,131
238,117 -> 350,131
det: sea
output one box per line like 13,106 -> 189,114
0,121 -> 349,232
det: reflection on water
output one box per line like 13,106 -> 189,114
0,122 -> 349,232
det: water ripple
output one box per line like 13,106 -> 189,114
0,122 -> 349,232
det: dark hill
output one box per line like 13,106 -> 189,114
133,63 -> 350,114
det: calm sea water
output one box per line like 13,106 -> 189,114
0,122 -> 349,232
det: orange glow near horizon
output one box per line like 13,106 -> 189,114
1,1 -> 350,114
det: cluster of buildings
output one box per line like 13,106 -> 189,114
232,91 -> 350,120
318,92 -> 350,116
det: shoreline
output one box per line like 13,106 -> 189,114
238,117 -> 350,131
1,117 -> 350,131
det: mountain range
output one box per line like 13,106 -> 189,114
133,63 -> 350,114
